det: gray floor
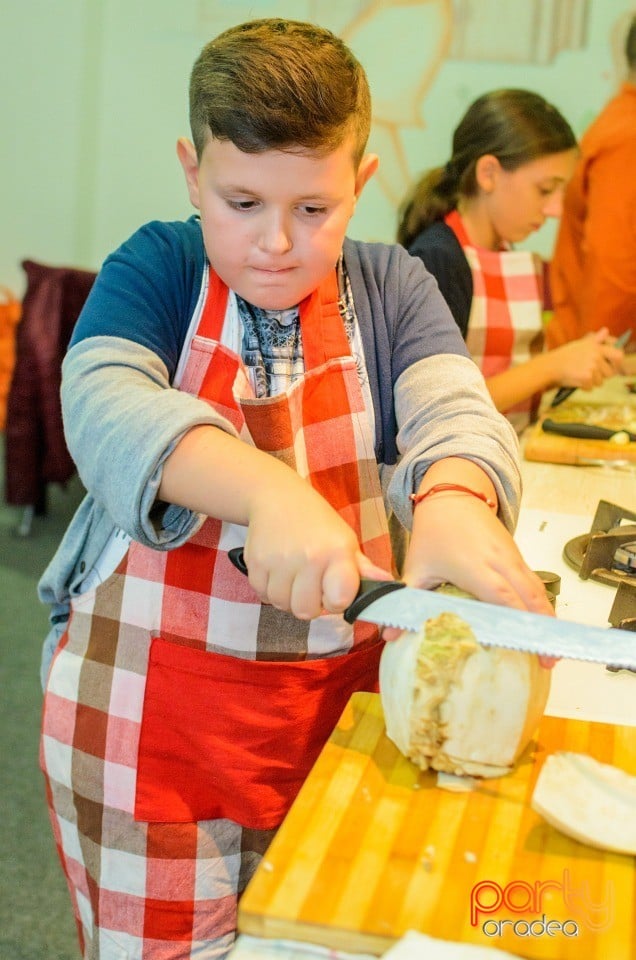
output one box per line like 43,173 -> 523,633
0,435 -> 84,959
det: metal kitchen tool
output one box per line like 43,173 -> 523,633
563,498 -> 636,584
550,328 -> 632,408
227,548 -> 636,669
609,580 -> 636,631
607,581 -> 636,673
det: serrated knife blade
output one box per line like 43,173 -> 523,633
343,578 -> 636,668
227,549 -> 636,669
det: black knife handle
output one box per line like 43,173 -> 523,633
542,418 -> 635,442
228,547 -> 405,622
343,579 -> 406,624
228,547 -> 249,575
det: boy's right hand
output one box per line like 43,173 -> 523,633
159,424 -> 390,618
243,478 -> 390,620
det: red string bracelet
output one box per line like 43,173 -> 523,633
409,483 -> 497,510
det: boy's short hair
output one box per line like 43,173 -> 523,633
189,18 -> 371,166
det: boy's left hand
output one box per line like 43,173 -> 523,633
384,495 -> 556,666
404,495 -> 552,612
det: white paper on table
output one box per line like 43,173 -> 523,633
382,930 -> 518,958
229,932 -> 521,959
228,935 -> 375,960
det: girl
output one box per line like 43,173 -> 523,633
398,89 -> 625,433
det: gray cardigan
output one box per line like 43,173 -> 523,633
39,224 -> 521,607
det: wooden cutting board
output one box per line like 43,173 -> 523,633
524,377 -> 636,465
523,419 -> 636,465
238,692 -> 636,959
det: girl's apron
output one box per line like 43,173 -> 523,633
40,267 -> 392,959
446,210 -> 545,434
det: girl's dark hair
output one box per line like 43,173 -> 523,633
189,18 -> 371,165
397,89 -> 576,248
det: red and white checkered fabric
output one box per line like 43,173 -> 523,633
446,211 -> 544,433
41,267 -> 392,958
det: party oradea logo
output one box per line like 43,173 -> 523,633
470,869 -> 614,940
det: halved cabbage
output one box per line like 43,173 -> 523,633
379,601 -> 551,778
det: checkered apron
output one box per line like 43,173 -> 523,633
40,267 -> 392,959
446,210 -> 545,433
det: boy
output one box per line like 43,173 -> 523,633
40,18 -> 552,960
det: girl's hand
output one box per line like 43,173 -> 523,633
244,476 -> 391,620
549,327 -> 625,390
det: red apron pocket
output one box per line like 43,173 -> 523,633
135,636 -> 382,830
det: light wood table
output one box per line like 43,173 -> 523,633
520,455 -> 636,516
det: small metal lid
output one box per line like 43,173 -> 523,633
534,570 -> 562,597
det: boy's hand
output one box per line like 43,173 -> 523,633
398,497 -> 557,666
244,477 -> 390,620
160,425 -> 391,619
404,495 -> 554,616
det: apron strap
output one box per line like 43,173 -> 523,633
445,209 -> 472,248
198,269 -> 230,341
300,269 -> 350,368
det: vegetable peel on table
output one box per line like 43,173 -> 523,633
379,593 -> 551,778
531,752 -> 636,854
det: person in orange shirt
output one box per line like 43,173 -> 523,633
547,15 -> 636,352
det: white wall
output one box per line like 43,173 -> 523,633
1,0 -> 633,295
1,0 -> 89,292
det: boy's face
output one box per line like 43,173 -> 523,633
178,134 -> 377,310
